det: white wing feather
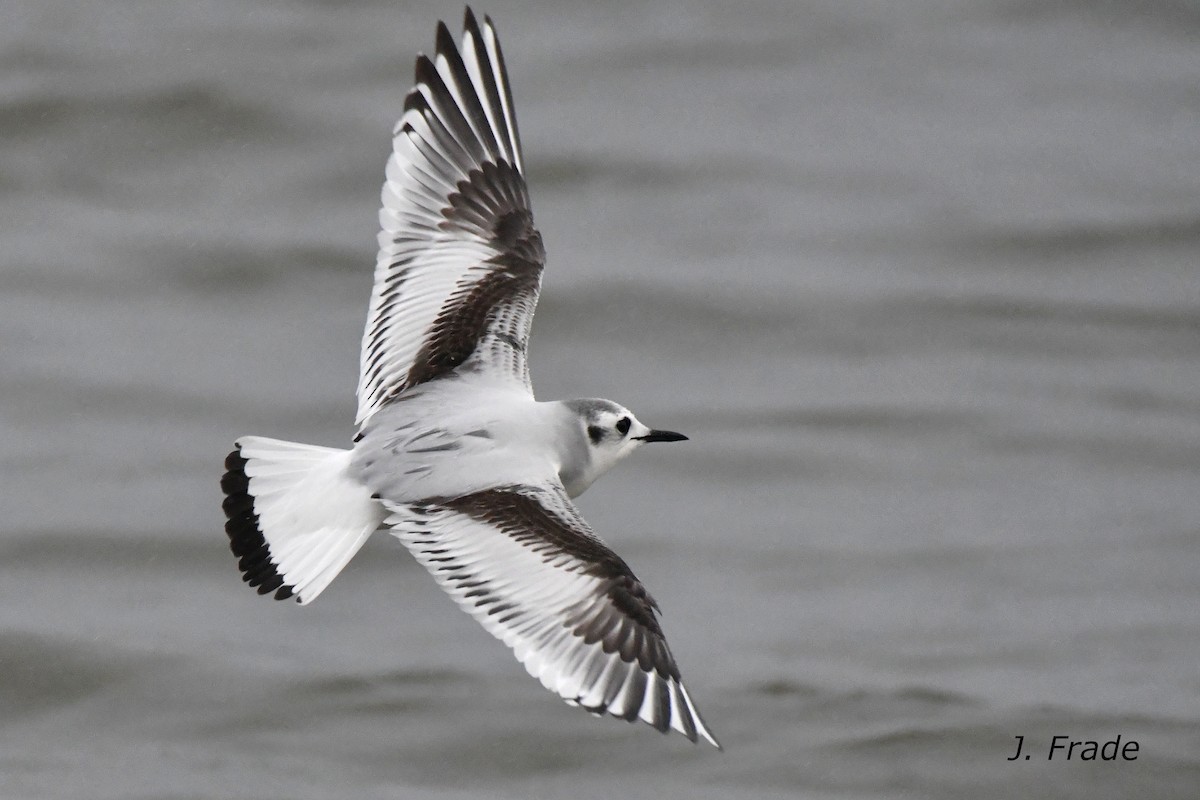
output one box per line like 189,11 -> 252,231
357,10 -> 542,425
381,483 -> 721,748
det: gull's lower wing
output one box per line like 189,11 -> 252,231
381,483 -> 721,748
357,9 -> 544,425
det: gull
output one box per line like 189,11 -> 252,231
220,7 -> 719,748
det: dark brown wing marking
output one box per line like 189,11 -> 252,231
435,488 -> 675,675
403,163 -> 544,389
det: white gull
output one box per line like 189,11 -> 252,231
220,7 -> 719,749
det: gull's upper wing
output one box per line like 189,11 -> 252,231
382,483 -> 721,747
357,10 -> 544,425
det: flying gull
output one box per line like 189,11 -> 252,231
220,7 -> 719,748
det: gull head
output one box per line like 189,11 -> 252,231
558,399 -> 687,496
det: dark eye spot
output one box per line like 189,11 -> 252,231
587,425 -> 604,445
616,417 -> 631,436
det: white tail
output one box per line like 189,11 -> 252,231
221,436 -> 385,604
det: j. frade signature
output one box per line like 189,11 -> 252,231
1007,735 -> 1139,762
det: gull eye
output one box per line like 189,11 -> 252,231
616,417 -> 631,436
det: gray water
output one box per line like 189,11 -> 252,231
3,1 -> 1199,798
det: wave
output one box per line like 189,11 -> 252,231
0,632 -> 157,721
0,81 -> 301,146
952,215 -> 1200,257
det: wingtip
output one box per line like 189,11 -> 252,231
679,682 -> 723,750
697,720 -> 723,750
434,19 -> 457,59
463,6 -> 479,32
412,51 -> 434,88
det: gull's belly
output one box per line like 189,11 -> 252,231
348,382 -> 562,503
